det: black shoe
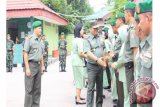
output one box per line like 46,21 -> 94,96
113,104 -> 117,107
75,96 -> 85,100
107,89 -> 111,92
104,86 -> 111,89
102,95 -> 105,99
75,100 -> 86,105
113,99 -> 118,104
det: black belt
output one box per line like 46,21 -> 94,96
7,50 -> 13,52
124,61 -> 134,69
87,62 -> 99,66
28,60 -> 41,64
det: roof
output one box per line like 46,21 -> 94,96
83,5 -> 113,20
7,0 -> 68,25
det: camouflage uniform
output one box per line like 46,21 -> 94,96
58,40 -> 67,71
6,40 -> 14,72
43,40 -> 49,72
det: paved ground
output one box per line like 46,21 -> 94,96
6,56 -> 113,107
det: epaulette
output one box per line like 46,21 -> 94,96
25,35 -> 33,41
127,25 -> 135,32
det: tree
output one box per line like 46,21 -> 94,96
41,0 -> 93,34
110,0 -> 127,19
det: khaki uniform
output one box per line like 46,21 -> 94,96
124,20 -> 139,107
24,34 -> 44,107
84,33 -> 104,107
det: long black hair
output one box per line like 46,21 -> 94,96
74,22 -> 83,38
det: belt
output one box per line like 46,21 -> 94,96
7,50 -> 13,52
124,61 -> 133,69
87,62 -> 99,66
28,60 -> 41,64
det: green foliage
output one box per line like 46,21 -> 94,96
41,0 -> 93,34
111,0 -> 127,19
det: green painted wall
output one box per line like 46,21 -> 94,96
43,21 -> 59,57
66,34 -> 74,54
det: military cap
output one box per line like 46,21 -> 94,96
103,26 -> 109,31
32,21 -> 42,28
116,12 -> 125,19
92,25 -> 99,29
61,32 -> 64,35
89,22 -> 98,29
136,0 -> 152,14
124,1 -> 136,10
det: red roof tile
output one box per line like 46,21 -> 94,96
7,0 -> 68,25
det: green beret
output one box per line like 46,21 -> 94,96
136,0 -> 152,14
116,12 -> 124,19
32,21 -> 42,28
103,27 -> 109,31
124,1 -> 136,10
61,32 -> 64,35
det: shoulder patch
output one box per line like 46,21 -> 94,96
130,29 -> 136,38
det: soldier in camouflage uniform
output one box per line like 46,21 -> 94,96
58,32 -> 67,72
6,34 -> 14,72
41,34 -> 49,72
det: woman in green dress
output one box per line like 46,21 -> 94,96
71,22 -> 87,104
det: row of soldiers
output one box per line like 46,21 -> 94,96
72,0 -> 152,107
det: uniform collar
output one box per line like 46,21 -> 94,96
33,34 -> 40,41
89,33 -> 98,39
140,39 -> 146,49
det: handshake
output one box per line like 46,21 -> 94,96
96,57 -> 108,68
96,58 -> 106,68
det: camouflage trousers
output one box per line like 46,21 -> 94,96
59,55 -> 66,71
6,51 -> 13,68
